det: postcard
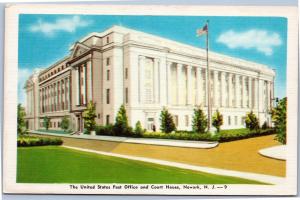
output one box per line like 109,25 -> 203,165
3,4 -> 298,195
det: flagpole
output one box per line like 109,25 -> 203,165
206,20 -> 211,132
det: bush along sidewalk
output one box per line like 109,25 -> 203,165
17,136 -> 63,147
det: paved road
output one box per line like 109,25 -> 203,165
34,134 -> 285,177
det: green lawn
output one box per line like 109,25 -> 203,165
17,146 -> 265,184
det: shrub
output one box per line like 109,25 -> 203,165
261,121 -> 269,130
17,104 -> 27,135
272,97 -> 287,144
17,136 -> 63,147
134,121 -> 145,137
245,111 -> 259,131
192,107 -> 208,133
212,110 -> 223,132
113,104 -> 133,136
61,116 -> 70,132
160,107 -> 176,133
95,124 -> 114,136
82,101 -> 97,134
43,116 -> 50,130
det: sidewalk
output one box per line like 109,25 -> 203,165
259,145 -> 286,160
63,145 -> 286,185
30,130 -> 218,149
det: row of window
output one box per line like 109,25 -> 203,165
39,65 -> 67,82
40,121 -> 61,128
42,102 -> 69,113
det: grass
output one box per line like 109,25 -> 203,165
17,146 -> 266,184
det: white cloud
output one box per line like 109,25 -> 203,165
217,29 -> 282,56
29,16 -> 92,37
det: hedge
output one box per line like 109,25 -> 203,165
94,124 -> 276,142
216,128 -> 275,142
142,131 -> 217,141
17,136 -> 63,147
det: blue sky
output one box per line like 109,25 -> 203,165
18,14 -> 287,105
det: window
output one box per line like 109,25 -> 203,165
106,36 -> 110,43
98,114 -> 101,119
241,117 -> 245,125
125,88 -> 128,103
106,89 -> 110,104
235,116 -> 238,125
53,122 -> 56,128
106,57 -> 110,66
58,122 -> 60,128
185,115 -> 189,127
125,68 -> 128,79
107,70 -> 110,81
228,116 -> 231,126
106,115 -> 110,125
174,115 -> 179,127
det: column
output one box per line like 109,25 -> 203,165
249,77 -> 253,109
235,74 -> 240,108
88,61 -> 93,101
258,79 -> 264,112
65,78 -> 68,110
213,70 -> 218,107
68,78 -> 71,110
166,61 -> 172,105
154,58 -> 160,104
221,71 -> 226,107
196,67 -> 202,106
228,73 -> 233,107
76,67 -> 80,105
186,65 -> 192,105
83,64 -> 87,105
242,76 -> 246,108
254,78 -> 258,110
177,63 -> 183,105
267,81 -> 271,110
138,56 -> 145,104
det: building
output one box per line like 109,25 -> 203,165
24,25 -> 275,132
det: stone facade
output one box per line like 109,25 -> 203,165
24,25 -> 275,132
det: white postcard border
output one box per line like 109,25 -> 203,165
3,4 -> 298,195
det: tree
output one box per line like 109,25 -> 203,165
43,116 -> 50,130
245,111 -> 259,131
82,101 -> 97,133
17,104 -> 27,135
61,116 -> 70,132
271,97 -> 287,144
134,121 -> 145,136
113,104 -> 131,136
192,107 -> 208,133
212,110 -> 223,133
160,107 -> 176,133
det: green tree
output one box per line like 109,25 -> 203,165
192,107 -> 208,133
134,121 -> 145,136
271,97 -> 287,144
61,116 -> 70,132
160,107 -> 176,133
113,104 -> 131,136
245,111 -> 259,131
43,116 -> 50,130
82,101 -> 97,133
212,110 -> 223,133
17,104 -> 27,135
